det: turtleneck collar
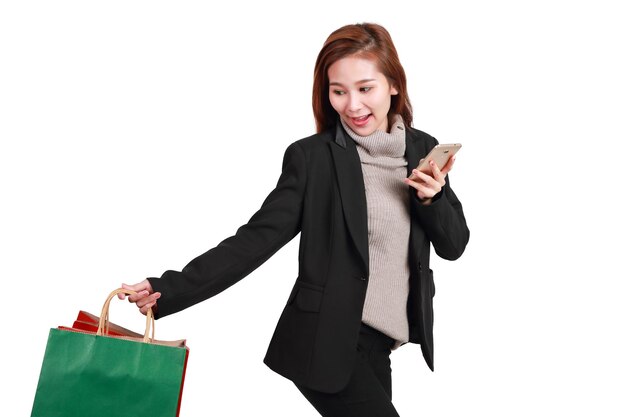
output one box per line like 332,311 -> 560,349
340,115 -> 406,158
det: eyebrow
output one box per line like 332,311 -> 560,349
329,79 -> 377,87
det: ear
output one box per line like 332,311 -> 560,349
390,85 -> 399,95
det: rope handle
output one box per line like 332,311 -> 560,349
96,288 -> 155,343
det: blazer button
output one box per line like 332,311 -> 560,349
360,276 -> 367,281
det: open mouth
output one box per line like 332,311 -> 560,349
351,114 -> 371,127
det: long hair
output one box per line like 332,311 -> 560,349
312,23 -> 413,133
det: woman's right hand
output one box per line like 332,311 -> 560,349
117,279 -> 161,316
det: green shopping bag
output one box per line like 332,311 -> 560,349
31,289 -> 189,417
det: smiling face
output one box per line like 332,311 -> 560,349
327,55 -> 398,136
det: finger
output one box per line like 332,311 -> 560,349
440,155 -> 456,177
403,178 -> 436,199
428,161 -> 447,187
412,169 -> 441,189
417,158 -> 433,176
127,290 -> 150,304
122,280 -> 152,293
121,283 -> 141,298
428,161 -> 443,182
405,171 -> 439,197
123,280 -> 154,301
139,301 -> 152,314
135,292 -> 152,308
136,292 -> 161,309
140,301 -> 158,316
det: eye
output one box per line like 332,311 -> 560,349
332,90 -> 346,96
360,86 -> 372,93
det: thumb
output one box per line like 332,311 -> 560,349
118,284 -> 129,299
125,280 -> 153,293
118,282 -> 140,299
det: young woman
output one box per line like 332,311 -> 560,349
121,23 -> 469,416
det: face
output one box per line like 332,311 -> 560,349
327,55 -> 398,136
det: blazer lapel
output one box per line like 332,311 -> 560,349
405,127 -> 430,256
404,128 -> 424,178
329,124 -> 369,275
328,125 -> 429,276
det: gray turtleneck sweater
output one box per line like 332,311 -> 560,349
340,116 -> 411,349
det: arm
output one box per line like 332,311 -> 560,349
412,173 -> 470,260
404,149 -> 470,260
141,141 -> 307,318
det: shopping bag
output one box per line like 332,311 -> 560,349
68,310 -> 146,338
31,288 -> 189,417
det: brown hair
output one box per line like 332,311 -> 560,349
312,23 -> 413,133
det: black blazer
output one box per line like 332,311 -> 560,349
148,123 -> 470,393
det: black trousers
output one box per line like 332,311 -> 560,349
294,323 -> 401,417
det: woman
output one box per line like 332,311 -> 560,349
121,23 -> 469,416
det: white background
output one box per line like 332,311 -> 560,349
2,1 -> 625,416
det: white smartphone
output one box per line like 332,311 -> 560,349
408,143 -> 462,181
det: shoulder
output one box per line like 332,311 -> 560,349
281,129 -> 334,160
406,125 -> 439,152
290,129 -> 333,150
278,129 -> 335,172
406,125 -> 439,146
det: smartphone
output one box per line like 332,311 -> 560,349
408,143 -> 462,180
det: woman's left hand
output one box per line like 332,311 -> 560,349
403,156 -> 455,205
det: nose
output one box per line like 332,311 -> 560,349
347,93 -> 363,114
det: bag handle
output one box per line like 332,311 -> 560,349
96,288 -> 155,343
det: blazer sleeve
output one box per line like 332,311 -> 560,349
413,174 -> 470,260
147,141 -> 307,319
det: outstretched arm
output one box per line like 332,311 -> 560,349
122,141 -> 307,317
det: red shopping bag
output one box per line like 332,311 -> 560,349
65,309 -> 146,338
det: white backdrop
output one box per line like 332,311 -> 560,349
2,1 -> 625,416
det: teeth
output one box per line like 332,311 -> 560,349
354,115 -> 368,121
